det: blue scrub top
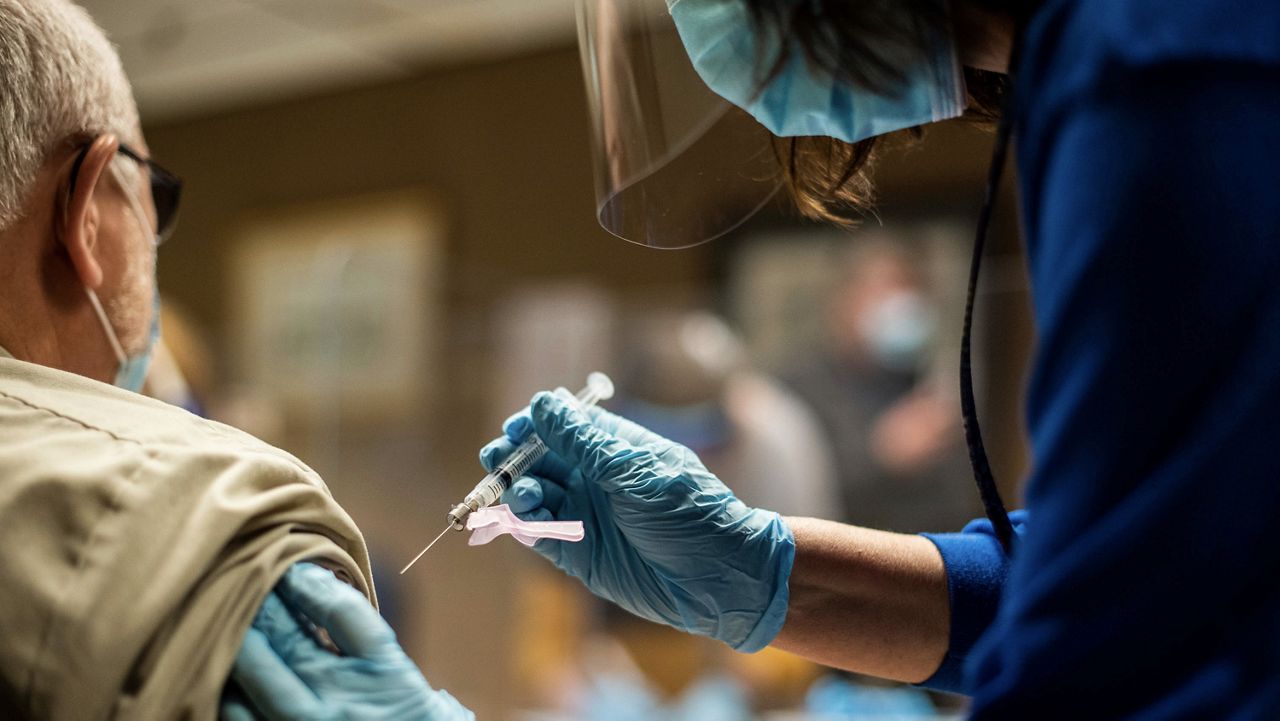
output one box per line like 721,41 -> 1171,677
920,1 -> 1280,718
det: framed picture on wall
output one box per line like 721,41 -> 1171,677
230,190 -> 445,424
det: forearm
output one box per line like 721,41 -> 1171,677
770,517 -> 950,684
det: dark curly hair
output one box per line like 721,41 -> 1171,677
744,0 -> 1012,224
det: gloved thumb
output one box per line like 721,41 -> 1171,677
529,390 -> 644,483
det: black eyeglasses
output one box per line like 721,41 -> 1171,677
69,141 -> 184,243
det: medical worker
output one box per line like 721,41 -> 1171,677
483,0 -> 1280,718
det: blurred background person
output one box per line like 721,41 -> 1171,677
781,239 -> 978,534
614,309 -> 840,519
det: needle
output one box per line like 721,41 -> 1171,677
400,524 -> 452,574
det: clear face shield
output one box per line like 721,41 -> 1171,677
575,0 -> 782,249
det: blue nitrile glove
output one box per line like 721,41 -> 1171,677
480,390 -> 795,652
224,563 -> 474,721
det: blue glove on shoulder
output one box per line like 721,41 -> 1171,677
481,390 -> 795,652
222,563 -> 473,721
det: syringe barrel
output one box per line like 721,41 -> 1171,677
482,376 -> 605,491
496,435 -> 549,480
449,372 -> 613,530
463,474 -> 508,511
451,436 -> 549,530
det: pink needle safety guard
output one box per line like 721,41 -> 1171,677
465,504 -> 585,547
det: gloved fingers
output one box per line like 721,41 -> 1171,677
521,507 -> 555,523
533,475 -> 567,514
219,698 -> 258,721
529,391 -> 642,479
582,403 -> 676,450
275,563 -> 399,661
425,689 -> 477,721
500,475 -> 567,516
500,476 -> 542,513
509,507 -> 565,566
219,680 -> 262,721
479,436 -> 511,472
514,391 -> 624,443
480,434 -> 575,481
231,627 -> 327,721
480,436 -> 546,473
501,409 -> 533,443
477,488 -> 561,555
249,591 -> 326,662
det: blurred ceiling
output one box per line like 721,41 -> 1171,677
77,0 -> 576,122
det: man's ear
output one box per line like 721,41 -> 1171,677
60,134 -> 119,291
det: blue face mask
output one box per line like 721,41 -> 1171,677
857,290 -> 936,372
85,286 -> 159,393
666,0 -> 967,143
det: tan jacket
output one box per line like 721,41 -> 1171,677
0,348 -> 373,720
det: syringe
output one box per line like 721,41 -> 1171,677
400,372 -> 614,574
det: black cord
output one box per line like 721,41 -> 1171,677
958,35 -> 1023,554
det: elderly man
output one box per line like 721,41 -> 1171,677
0,2 -> 471,719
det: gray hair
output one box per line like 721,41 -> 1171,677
0,0 -> 138,231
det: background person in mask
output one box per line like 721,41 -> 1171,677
781,240 -> 976,533
615,309 -> 840,519
483,0 -> 1280,719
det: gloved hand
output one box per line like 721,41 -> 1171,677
222,563 -> 474,721
481,390 -> 795,652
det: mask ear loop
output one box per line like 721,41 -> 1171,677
77,159 -> 139,368
84,286 -> 128,366
108,159 -> 160,247
85,159 -> 159,374
960,30 -> 1024,554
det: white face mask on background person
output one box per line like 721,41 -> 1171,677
84,160 -> 161,393
857,290 -> 936,371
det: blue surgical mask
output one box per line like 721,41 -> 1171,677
667,0 -> 967,143
857,291 -> 936,371
85,286 -> 159,393
84,162 -> 162,393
